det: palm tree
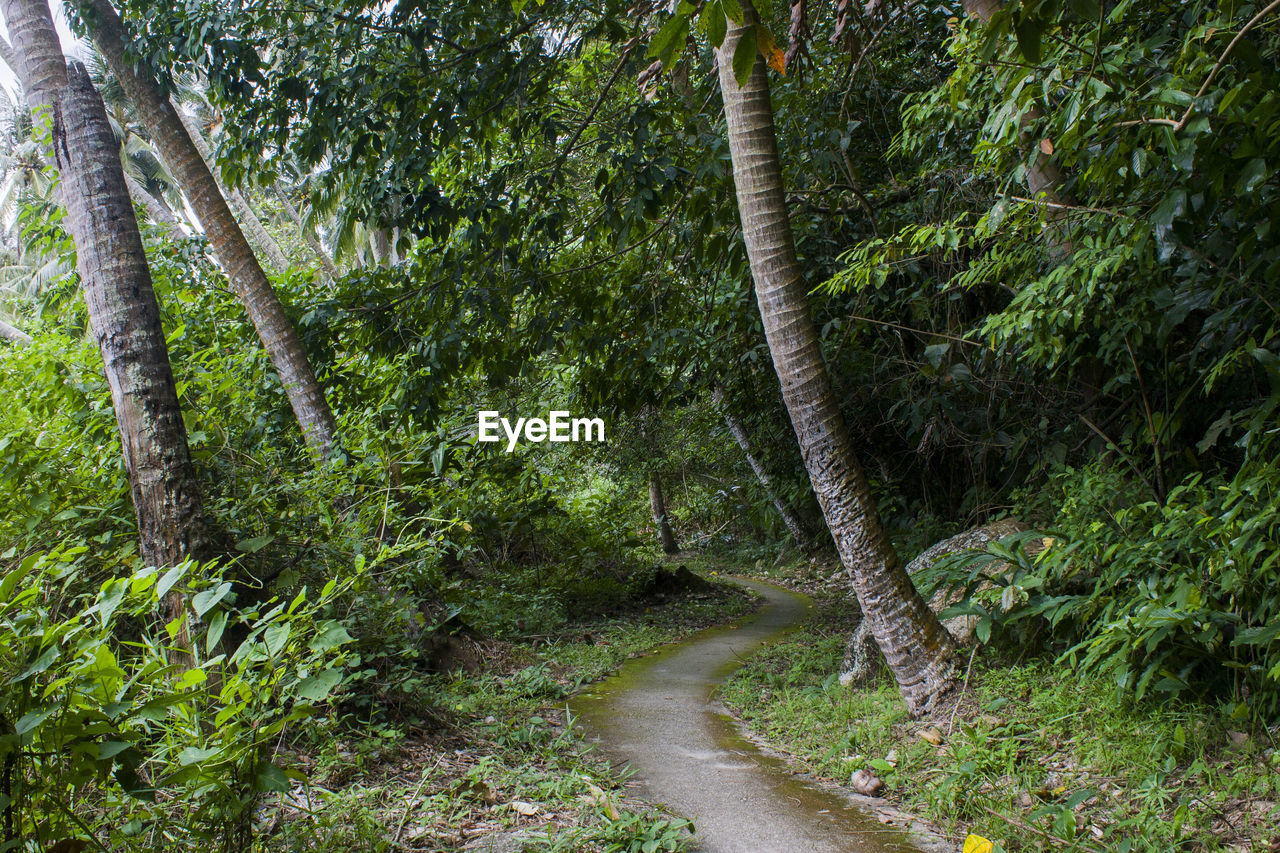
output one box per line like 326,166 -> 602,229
2,0 -> 207,623
713,2 -> 956,715
77,0 -> 340,457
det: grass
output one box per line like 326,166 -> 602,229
258,555 -> 759,852
720,558 -> 1280,852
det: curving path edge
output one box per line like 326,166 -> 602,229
570,576 -> 924,853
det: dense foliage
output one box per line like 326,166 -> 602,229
1,0 -> 1278,848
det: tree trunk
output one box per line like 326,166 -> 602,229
275,185 -> 340,281
0,318 -> 31,345
78,0 -> 339,457
712,386 -> 813,550
715,3 -> 955,715
648,472 -> 680,554
172,103 -> 292,274
4,0 -> 206,628
124,169 -> 183,231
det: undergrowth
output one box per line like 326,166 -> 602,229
721,567 -> 1280,852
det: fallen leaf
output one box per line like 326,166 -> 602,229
963,834 -> 994,853
919,726 -> 944,746
510,800 -> 539,816
1039,137 -> 1054,155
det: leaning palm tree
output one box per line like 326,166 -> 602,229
712,1 -> 956,715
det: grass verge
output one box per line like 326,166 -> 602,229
261,556 -> 759,852
721,556 -> 1280,852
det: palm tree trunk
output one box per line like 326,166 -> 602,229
0,319 -> 31,345
712,386 -> 813,550
274,185 -> 340,281
648,472 -> 680,554
715,3 -> 955,715
78,0 -> 339,457
4,0 -> 206,629
172,104 -> 292,274
124,170 -> 183,231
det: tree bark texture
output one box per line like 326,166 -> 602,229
715,2 -> 955,715
648,472 -> 680,554
79,0 -> 339,458
0,319 -> 31,344
712,386 -> 812,550
4,0 -> 206,597
124,169 -> 183,231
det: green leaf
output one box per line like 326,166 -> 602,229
177,746 -> 221,766
155,561 -> 188,600
296,668 -> 343,703
235,534 -> 274,554
720,0 -> 742,23
1014,17 -> 1043,64
192,582 -> 232,618
647,14 -> 687,61
97,578 -> 127,626
206,610 -> 228,654
309,621 -> 353,653
0,552 -> 42,603
699,1 -> 728,48
254,761 -> 291,792
15,707 -> 53,736
732,25 -> 758,87
264,622 -> 291,657
1066,0 -> 1100,19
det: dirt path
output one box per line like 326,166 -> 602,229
570,577 -> 924,853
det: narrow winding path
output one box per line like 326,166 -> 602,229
571,577 -> 922,853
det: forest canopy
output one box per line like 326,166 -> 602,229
0,0 -> 1278,849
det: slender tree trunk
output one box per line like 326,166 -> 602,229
648,472 -> 680,554
172,104 -> 292,274
275,185 -> 340,281
4,0 -> 206,630
0,318 -> 31,344
712,386 -> 813,550
715,3 -> 954,714
78,0 -> 339,457
124,169 -> 183,231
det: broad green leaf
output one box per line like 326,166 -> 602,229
309,621 -> 353,653
192,581 -> 232,618
177,746 -> 221,766
234,534 -> 274,554
0,552 -> 41,603
1014,17 -> 1042,63
264,622 -> 291,657
732,25 -> 758,87
205,610 -> 228,655
647,14 -> 688,61
720,0 -> 742,23
295,667 -> 342,702
155,562 -> 188,600
699,1 -> 727,48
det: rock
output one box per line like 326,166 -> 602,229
849,769 -> 884,796
633,565 -> 712,600
839,520 -> 1037,686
